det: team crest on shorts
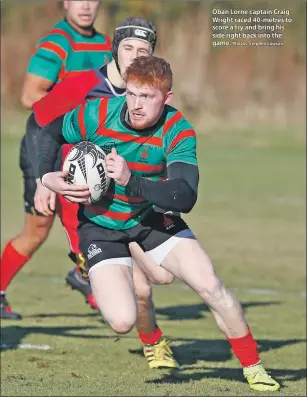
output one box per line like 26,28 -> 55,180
163,215 -> 175,230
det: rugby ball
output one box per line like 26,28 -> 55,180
63,141 -> 110,204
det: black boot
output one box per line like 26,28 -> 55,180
0,294 -> 22,320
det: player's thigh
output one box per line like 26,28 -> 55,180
79,217 -> 137,329
161,238 -> 218,294
140,211 -> 193,269
89,263 -> 136,332
141,212 -> 215,289
129,241 -> 174,285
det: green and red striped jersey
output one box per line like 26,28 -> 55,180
63,96 -> 197,230
27,19 -> 112,84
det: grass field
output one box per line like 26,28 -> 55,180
0,121 -> 306,396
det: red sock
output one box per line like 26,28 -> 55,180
138,327 -> 163,345
0,241 -> 30,292
227,329 -> 261,367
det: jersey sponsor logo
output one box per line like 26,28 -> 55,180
134,29 -> 147,38
87,244 -> 102,259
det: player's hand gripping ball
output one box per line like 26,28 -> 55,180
63,141 -> 110,204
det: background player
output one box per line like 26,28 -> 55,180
38,56 -> 281,392
0,0 -> 111,318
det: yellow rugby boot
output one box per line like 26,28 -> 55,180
143,337 -> 179,369
243,363 -> 281,391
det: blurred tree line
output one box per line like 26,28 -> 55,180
1,0 -> 306,128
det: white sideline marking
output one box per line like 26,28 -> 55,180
0,343 -> 53,350
180,283 -> 306,297
272,197 -> 305,207
244,288 -> 278,295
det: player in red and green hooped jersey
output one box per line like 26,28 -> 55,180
26,12 -> 111,85
22,1 -> 111,108
39,56 -> 280,393
61,94 -> 197,230
0,1 -> 110,318
1,15 -> 180,370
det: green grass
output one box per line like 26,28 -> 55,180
0,121 -> 306,396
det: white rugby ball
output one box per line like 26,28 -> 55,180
63,141 -> 110,204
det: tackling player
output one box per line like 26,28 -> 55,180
38,56 -> 281,392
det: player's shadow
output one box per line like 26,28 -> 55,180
0,325 -> 133,352
27,312 -> 101,319
129,337 -> 306,367
139,337 -> 306,387
155,300 -> 281,321
145,366 -> 306,387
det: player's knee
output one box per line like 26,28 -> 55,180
21,221 -> 51,252
107,317 -> 135,334
165,272 -> 175,284
135,279 -> 152,301
154,269 -> 175,285
31,224 -> 51,245
102,304 -> 136,334
197,276 -> 223,302
22,228 -> 48,248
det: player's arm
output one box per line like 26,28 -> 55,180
21,34 -> 68,109
36,112 -> 89,200
126,162 -> 198,213
25,73 -> 98,180
108,125 -> 198,213
21,75 -> 55,109
37,99 -> 100,200
38,99 -> 100,179
37,114 -> 66,178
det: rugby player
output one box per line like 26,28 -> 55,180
38,56 -> 281,392
1,13 -> 178,369
0,0 -> 110,319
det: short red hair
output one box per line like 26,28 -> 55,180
125,56 -> 173,94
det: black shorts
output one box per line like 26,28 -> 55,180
19,113 -> 65,217
78,209 -> 195,272
19,114 -> 43,216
